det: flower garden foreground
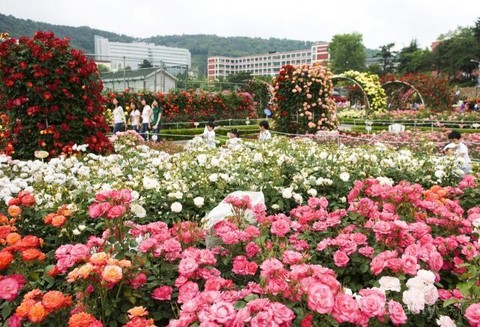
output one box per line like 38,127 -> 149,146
1,134 -> 480,326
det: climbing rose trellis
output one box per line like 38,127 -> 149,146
271,63 -> 338,134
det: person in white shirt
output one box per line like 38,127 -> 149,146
202,122 -> 216,148
129,102 -> 141,132
140,98 -> 153,140
448,130 -> 471,174
226,128 -> 242,149
258,120 -> 272,141
112,98 -> 126,134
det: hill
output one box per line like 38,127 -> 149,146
0,13 -> 378,76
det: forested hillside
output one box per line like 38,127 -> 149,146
0,13 -> 322,75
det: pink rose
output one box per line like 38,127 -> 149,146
131,273 -> 147,289
260,258 -> 283,278
358,246 -> 374,258
88,203 -> 108,218
245,242 -> 260,258
178,257 -> 199,277
333,250 -> 350,267
7,315 -> 22,327
232,256 -> 248,275
370,256 -> 385,275
306,282 -> 335,314
210,301 -> 236,324
401,255 -> 419,276
271,218 -> 291,237
0,277 -> 22,301
70,244 -> 90,261
388,300 -> 407,325
282,250 -> 303,265
152,286 -> 172,300
247,298 -> 270,312
250,311 -> 273,327
332,293 -> 360,323
178,281 -> 199,303
106,205 -> 126,219
268,302 -> 295,325
358,288 -> 385,318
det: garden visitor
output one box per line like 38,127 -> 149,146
442,142 -> 457,156
225,128 -> 242,149
151,99 -> 163,141
258,120 -> 271,141
447,130 -> 471,174
202,121 -> 217,148
112,98 -> 126,134
140,98 -> 153,140
129,102 -> 141,132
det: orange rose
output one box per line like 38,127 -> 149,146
0,250 -> 14,270
20,194 -> 36,207
6,232 -> 21,245
0,213 -> 8,223
18,235 -> 42,248
69,312 -> 100,327
57,206 -> 73,217
0,225 -> 11,239
42,291 -> 71,311
44,213 -> 56,224
27,302 -> 48,323
101,264 -> 123,284
8,205 -> 22,217
89,252 -> 109,265
51,215 -> 67,227
21,248 -> 46,261
127,306 -> 148,318
15,299 -> 36,317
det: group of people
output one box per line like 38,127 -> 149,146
112,98 -> 163,141
443,130 -> 471,174
200,119 -> 272,149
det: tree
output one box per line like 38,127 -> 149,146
97,64 -> 110,73
367,63 -> 383,75
374,43 -> 397,75
397,40 -> 433,74
431,27 -> 479,81
329,33 -> 367,74
138,59 -> 153,69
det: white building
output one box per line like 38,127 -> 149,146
94,35 -> 191,71
207,43 -> 329,79
101,68 -> 177,92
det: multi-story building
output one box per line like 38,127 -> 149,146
94,35 -> 191,72
207,43 -> 329,80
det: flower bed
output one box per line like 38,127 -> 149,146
1,135 -> 480,326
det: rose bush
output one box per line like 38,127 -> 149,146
0,31 -> 112,159
271,63 -> 338,133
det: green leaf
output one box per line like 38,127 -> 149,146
443,298 -> 460,307
234,301 -> 247,310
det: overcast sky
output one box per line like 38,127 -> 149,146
1,0 -> 478,50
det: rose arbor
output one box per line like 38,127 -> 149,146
0,31 -> 112,159
271,63 -> 338,134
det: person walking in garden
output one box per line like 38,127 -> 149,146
258,120 -> 272,141
129,102 -> 141,132
447,130 -> 471,174
112,98 -> 126,134
140,98 -> 153,140
151,99 -> 163,142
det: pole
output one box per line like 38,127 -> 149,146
123,56 -> 126,90
185,65 -> 188,91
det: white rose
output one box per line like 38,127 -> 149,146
271,204 -> 280,210
339,172 -> 350,182
434,170 -> 445,179
378,276 -> 401,292
293,193 -> 303,204
143,176 -> 160,190
211,158 -> 220,166
197,154 -> 207,165
423,284 -> 439,306
208,173 -> 218,182
174,191 -> 183,199
130,203 -> 147,218
72,229 -> 81,236
436,316 -> 457,327
402,288 -> 425,314
193,197 -> 205,207
171,202 -> 182,213
406,276 -> 425,290
282,187 -> 293,199
307,188 -> 317,197
416,270 -> 436,285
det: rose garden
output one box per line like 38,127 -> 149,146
1,32 -> 480,327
